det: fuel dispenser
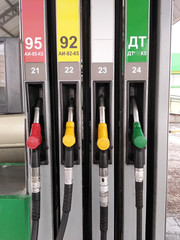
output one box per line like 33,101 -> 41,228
15,0 -> 171,239
55,0 -> 83,239
21,0 -> 54,239
123,0 -> 150,239
91,0 -> 115,239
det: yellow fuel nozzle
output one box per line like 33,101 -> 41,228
62,121 -> 76,147
97,123 -> 110,151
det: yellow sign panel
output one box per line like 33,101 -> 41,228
56,0 -> 80,62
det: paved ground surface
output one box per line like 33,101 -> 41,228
166,123 -> 180,239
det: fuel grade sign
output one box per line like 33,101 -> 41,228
22,0 -> 45,63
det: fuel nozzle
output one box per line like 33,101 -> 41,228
97,88 -> 110,151
97,87 -> 109,240
26,99 -> 42,240
131,97 -> 147,149
62,89 -> 76,148
131,97 -> 147,240
56,88 -> 75,240
26,99 -> 42,150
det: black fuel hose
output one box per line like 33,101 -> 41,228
56,147 -> 74,240
31,220 -> 39,240
99,150 -> 108,240
134,149 -> 144,240
31,149 -> 41,240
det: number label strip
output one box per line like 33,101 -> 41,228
22,0 -> 45,63
91,63 -> 113,81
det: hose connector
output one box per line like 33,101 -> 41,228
97,123 -> 110,151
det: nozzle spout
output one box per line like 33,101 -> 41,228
131,97 -> 139,123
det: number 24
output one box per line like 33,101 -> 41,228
132,67 -> 141,73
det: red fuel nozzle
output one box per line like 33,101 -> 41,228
26,123 -> 42,149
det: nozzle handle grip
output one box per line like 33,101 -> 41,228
97,123 -> 110,151
62,121 -> 76,148
132,122 -> 147,149
26,123 -> 42,150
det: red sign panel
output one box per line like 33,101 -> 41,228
22,0 -> 45,62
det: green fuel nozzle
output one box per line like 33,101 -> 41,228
131,97 -> 147,149
132,122 -> 147,149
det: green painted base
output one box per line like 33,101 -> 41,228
0,195 -> 30,240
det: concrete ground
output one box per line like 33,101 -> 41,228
166,123 -> 180,239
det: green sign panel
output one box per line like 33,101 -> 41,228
0,195 -> 31,240
126,0 -> 149,63
171,53 -> 180,73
